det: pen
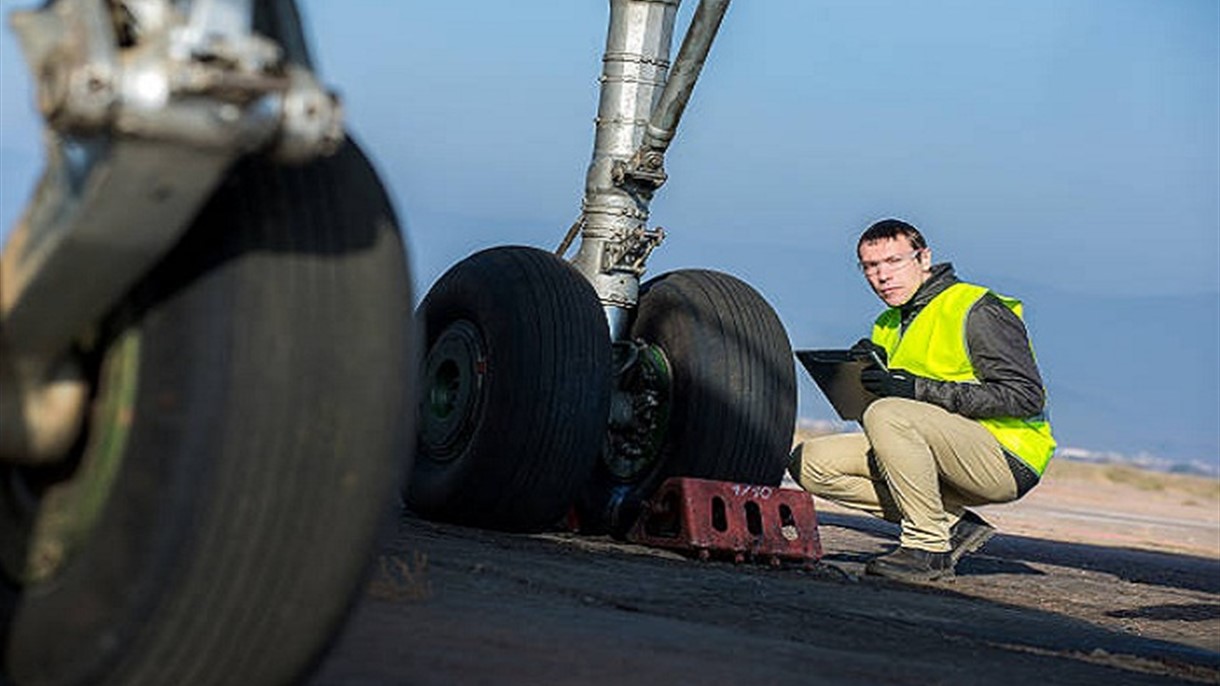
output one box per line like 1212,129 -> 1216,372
868,348 -> 887,370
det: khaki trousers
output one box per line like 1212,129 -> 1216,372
791,398 -> 1019,552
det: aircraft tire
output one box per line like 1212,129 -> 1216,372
406,246 -> 611,532
577,269 -> 796,536
1,139 -> 413,686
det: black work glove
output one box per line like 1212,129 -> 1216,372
850,338 -> 888,369
860,367 -> 917,399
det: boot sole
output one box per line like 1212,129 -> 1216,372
864,566 -> 956,583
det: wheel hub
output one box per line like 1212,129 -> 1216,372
0,332 -> 138,585
602,341 -> 671,481
419,320 -> 486,462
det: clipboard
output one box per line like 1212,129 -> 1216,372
795,349 -> 881,421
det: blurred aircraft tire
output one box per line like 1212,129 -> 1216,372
578,269 -> 796,535
1,139 -> 413,686
407,246 -> 611,531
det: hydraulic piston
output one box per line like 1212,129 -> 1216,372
570,0 -> 730,339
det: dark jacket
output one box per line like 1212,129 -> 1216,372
894,264 -> 1046,420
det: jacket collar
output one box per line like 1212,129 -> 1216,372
898,262 -> 958,320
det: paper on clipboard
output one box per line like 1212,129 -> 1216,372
795,349 -> 881,421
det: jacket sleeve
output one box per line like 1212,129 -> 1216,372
913,293 -> 1046,419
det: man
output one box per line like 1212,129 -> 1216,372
791,218 -> 1055,582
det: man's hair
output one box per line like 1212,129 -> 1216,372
857,218 -> 927,255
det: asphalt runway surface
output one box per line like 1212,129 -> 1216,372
309,506 -> 1220,686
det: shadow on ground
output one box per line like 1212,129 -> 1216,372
817,510 -> 1220,593
311,512 -> 1220,686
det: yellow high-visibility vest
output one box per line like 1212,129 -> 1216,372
871,282 -> 1056,475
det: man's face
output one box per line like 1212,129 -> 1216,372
858,236 -> 932,307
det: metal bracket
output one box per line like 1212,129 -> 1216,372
602,226 -> 665,276
14,0 -> 342,161
612,149 -> 668,190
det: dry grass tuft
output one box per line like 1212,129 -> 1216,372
368,551 -> 433,602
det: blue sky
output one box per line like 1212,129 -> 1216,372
3,1 -> 1216,292
2,1 -> 1218,466
290,0 -> 1219,299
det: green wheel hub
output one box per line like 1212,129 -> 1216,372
1,331 -> 139,585
419,320 -> 486,463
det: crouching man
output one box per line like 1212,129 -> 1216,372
792,218 -> 1056,582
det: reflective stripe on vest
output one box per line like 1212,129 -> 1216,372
870,282 -> 1056,475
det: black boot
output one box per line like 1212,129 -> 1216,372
864,546 -> 954,582
949,510 -> 997,565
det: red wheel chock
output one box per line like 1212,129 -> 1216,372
627,477 -> 822,564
